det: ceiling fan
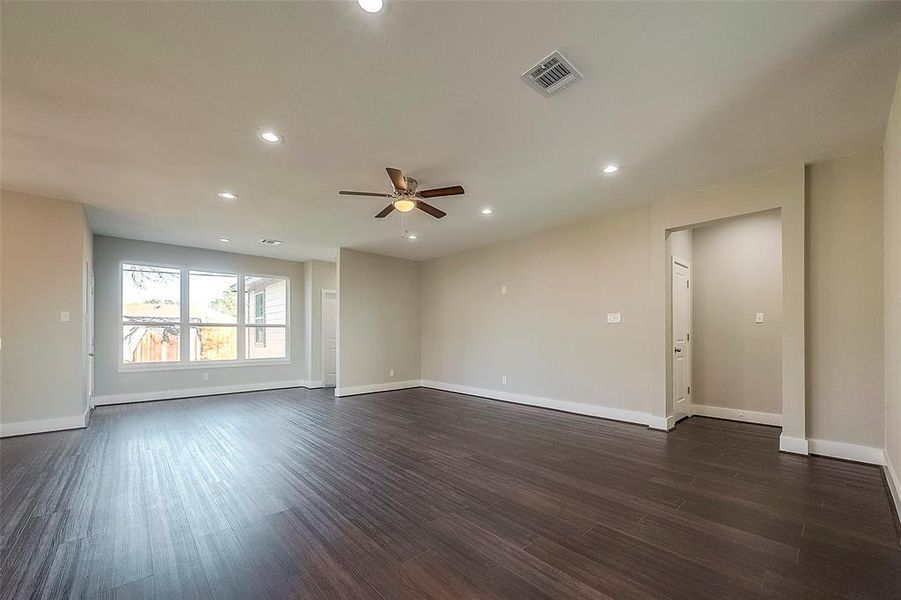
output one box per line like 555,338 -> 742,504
339,167 -> 464,219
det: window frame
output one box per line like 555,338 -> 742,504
118,260 -> 291,372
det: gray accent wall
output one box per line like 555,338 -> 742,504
92,236 -> 306,400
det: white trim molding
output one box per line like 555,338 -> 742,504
690,404 -> 782,427
808,439 -> 886,465
1,408 -> 90,438
779,434 -> 809,455
648,414 -> 677,431
305,379 -> 324,389
335,380 -> 420,398
884,451 -> 901,519
420,380 -> 652,427
94,379 -> 308,406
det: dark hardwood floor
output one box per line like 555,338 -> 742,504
2,387 -> 900,599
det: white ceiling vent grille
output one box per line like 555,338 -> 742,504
521,51 -> 582,97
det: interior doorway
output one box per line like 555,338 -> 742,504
321,289 -> 337,387
666,209 -> 784,430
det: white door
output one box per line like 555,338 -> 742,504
322,290 -> 337,387
85,263 -> 95,410
672,258 -> 691,419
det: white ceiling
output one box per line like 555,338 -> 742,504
3,2 -> 900,262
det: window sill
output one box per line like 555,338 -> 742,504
118,358 -> 291,373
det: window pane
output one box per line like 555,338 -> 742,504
123,325 -> 180,363
190,271 -> 238,324
245,327 -> 286,359
122,264 -> 180,323
244,276 -> 287,325
190,326 -> 237,361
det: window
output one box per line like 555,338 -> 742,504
189,271 -> 238,362
253,291 -> 266,346
121,263 -> 289,368
122,264 -> 181,364
244,276 -> 287,359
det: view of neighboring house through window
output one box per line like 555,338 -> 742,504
244,275 -> 287,359
189,270 -> 238,361
122,263 -> 182,364
121,263 -> 289,366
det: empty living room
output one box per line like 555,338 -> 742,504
3,1 -> 901,598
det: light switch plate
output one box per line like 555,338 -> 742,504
60,311 -> 71,322
389,369 -> 395,377
501,285 -> 507,295
755,312 -> 765,323
607,312 -> 622,324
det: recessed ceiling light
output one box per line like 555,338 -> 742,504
602,164 -> 619,175
259,130 -> 282,144
406,233 -> 418,241
218,238 -> 231,243
218,191 -> 238,200
358,0 -> 383,13
481,208 -> 493,215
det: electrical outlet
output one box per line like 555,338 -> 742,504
60,311 -> 71,322
501,285 -> 507,295
389,369 -> 395,377
501,375 -> 507,385
202,372 -> 209,381
607,312 -> 622,324
755,312 -> 765,323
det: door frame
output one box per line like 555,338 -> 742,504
671,256 -> 692,421
320,288 -> 337,386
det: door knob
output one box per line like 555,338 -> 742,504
674,348 -> 682,353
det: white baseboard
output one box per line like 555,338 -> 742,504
94,379 -> 309,406
808,439 -> 885,465
1,408 -> 89,438
779,434 -> 809,455
648,414 -> 676,431
884,451 -> 901,520
690,404 -> 782,427
335,380 -> 421,397
306,380 -> 324,389
420,380 -> 652,427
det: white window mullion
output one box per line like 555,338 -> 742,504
180,268 -> 189,364
237,275 -> 246,361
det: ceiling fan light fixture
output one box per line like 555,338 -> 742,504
393,197 -> 416,213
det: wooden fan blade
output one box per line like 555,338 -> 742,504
386,167 -> 407,192
418,185 -> 464,198
339,191 -> 391,197
416,200 -> 447,219
375,204 -> 395,218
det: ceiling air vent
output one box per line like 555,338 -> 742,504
521,51 -> 582,97
259,238 -> 284,246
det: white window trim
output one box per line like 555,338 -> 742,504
118,260 -> 291,371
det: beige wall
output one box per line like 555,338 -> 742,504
807,149 -> 885,449
692,210 -> 783,415
885,70 -> 901,479
421,206 -> 653,417
304,259 -> 337,385
1,190 -> 91,433
338,249 -> 420,392
93,236 -> 306,399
